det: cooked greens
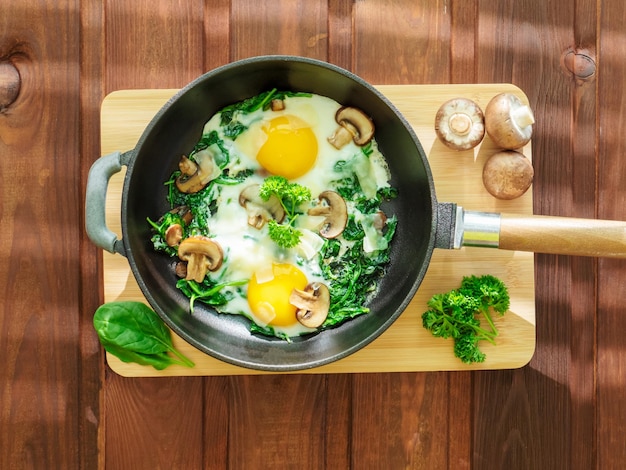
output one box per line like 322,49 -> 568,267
148,90 -> 398,339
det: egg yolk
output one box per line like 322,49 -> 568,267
247,263 -> 308,327
257,115 -> 318,179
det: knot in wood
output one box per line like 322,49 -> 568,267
0,60 -> 21,110
562,48 -> 596,80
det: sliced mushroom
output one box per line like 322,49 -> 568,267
156,206 -> 192,247
174,261 -> 188,279
484,93 -> 535,149
175,148 -> 221,193
165,224 -> 183,247
289,282 -> 330,328
328,107 -> 375,149
434,98 -> 485,150
270,98 -> 285,111
482,150 -> 534,200
307,191 -> 348,238
177,236 -> 224,283
238,184 -> 286,229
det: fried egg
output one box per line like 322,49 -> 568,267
182,92 -> 393,337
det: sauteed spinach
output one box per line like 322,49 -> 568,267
147,90 -> 398,339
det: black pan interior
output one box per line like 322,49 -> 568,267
121,56 -> 438,371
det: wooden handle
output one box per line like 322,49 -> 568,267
499,213 -> 626,258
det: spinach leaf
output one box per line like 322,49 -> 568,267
176,278 -> 248,312
190,130 -> 229,167
93,301 -> 194,370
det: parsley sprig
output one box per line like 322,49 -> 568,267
259,176 -> 311,249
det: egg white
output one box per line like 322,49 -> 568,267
194,93 -> 392,337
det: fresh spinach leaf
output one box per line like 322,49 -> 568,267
93,301 -> 194,370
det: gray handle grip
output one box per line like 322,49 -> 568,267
85,151 -> 130,256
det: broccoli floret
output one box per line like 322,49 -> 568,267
421,274 -> 510,364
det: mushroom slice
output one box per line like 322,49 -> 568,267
177,236 -> 224,283
239,184 -> 286,229
165,224 -> 183,247
157,206 -> 192,247
328,107 -> 375,149
434,98 -> 485,151
175,148 -> 221,194
307,190 -> 348,238
482,150 -> 534,200
289,282 -> 330,328
270,98 -> 285,111
484,93 -> 535,149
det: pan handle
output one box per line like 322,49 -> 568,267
85,151 -> 133,256
458,207 -> 626,258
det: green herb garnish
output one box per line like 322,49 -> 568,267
259,175 -> 311,249
421,275 -> 510,364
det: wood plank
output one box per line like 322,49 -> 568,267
597,0 -> 626,467
78,0 -> 107,468
353,0 -> 451,84
328,0 -> 353,70
352,372 -> 451,468
101,1 -> 209,468
99,84 -> 536,376
0,1 -> 94,468
230,0 -> 328,60
473,1 -> 598,469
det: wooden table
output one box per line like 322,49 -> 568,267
2,1 -> 624,468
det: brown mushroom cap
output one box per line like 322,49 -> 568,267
165,224 -> 183,247
434,98 -> 485,151
289,282 -> 330,328
239,184 -> 286,229
177,236 -> 224,283
307,190 -> 348,238
328,107 -> 375,149
482,150 -> 534,200
484,93 -> 535,149
175,148 -> 221,194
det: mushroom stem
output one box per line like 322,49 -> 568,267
448,113 -> 472,136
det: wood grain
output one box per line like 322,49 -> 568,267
100,1 -> 209,467
3,0 -> 626,468
475,1 -> 599,469
499,214 -> 626,257
0,1 -> 98,468
597,1 -> 626,468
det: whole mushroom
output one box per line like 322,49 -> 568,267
484,93 -> 535,149
482,150 -> 534,200
328,107 -> 375,149
434,98 -> 485,151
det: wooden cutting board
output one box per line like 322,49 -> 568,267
100,84 -> 535,376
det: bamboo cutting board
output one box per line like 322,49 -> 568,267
100,84 -> 535,376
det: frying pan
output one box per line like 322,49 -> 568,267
86,56 -> 626,372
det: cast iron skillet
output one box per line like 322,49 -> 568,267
86,55 -> 626,371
